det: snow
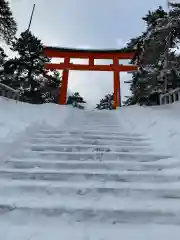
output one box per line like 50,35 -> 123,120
117,102 -> 180,159
1,97 -> 180,239
1,223 -> 180,240
0,97 -> 71,160
0,194 -> 179,212
0,98 -> 61,139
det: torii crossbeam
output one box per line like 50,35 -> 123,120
43,46 -> 138,108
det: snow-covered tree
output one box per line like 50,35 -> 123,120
41,71 -> 61,103
0,0 -> 17,44
0,30 -> 63,104
2,30 -> 51,103
96,93 -> 115,110
0,1 -> 16,78
0,46 -> 7,73
67,92 -> 86,109
124,4 -> 180,106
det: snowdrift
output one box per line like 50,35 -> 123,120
117,103 -> 180,159
0,97 -> 73,160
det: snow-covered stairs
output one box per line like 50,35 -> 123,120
0,110 -> 180,238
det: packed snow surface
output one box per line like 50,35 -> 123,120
0,97 -> 180,239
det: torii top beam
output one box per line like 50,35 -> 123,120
43,46 -> 136,60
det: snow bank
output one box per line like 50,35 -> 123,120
117,102 -> 180,159
0,97 -> 72,159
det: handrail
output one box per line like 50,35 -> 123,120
0,82 -> 19,93
0,82 -> 20,102
159,88 -> 180,105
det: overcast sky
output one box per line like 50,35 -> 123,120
9,0 -> 168,106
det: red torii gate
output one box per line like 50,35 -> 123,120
43,47 -> 138,108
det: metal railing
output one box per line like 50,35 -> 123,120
159,88 -> 180,105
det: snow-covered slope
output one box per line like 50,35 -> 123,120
117,103 -> 180,159
0,97 -> 73,163
0,98 -> 180,239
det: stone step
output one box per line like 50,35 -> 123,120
33,133 -> 149,142
37,129 -> 143,137
0,168 -> 178,183
1,179 -> 180,190
0,222 -> 179,240
0,196 -> 179,225
25,144 -> 151,153
27,137 -> 150,146
0,179 -> 180,199
11,151 -> 169,161
40,125 -> 122,128
4,158 -> 179,172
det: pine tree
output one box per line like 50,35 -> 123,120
0,0 -> 17,44
123,4 -> 180,106
41,70 -> 62,103
67,92 -> 86,109
0,46 -> 7,71
96,93 -> 114,110
5,30 -> 51,103
124,6 -> 170,105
